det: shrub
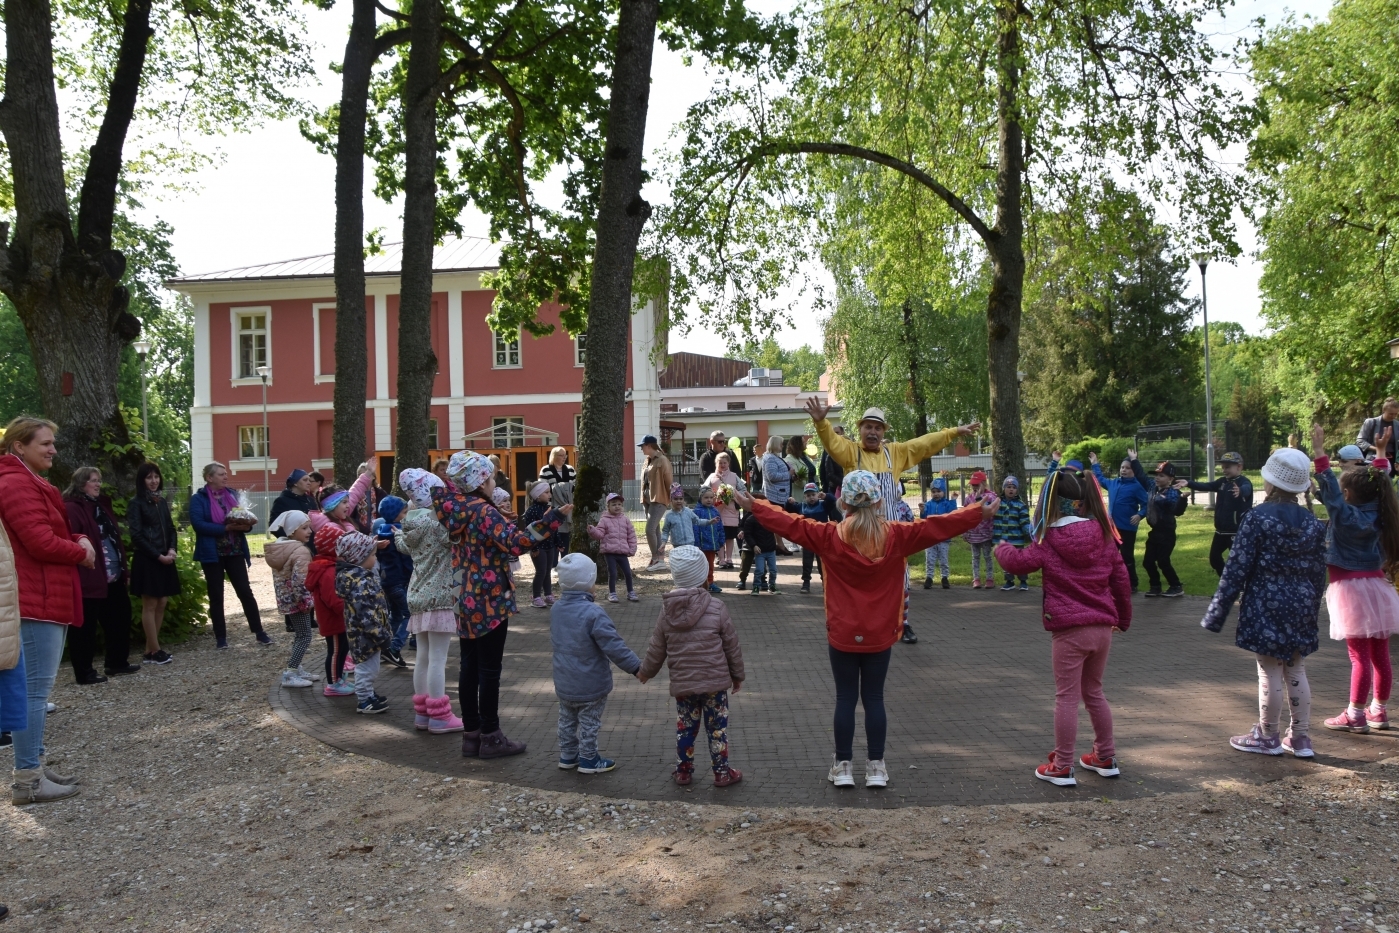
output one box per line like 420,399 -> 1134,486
1060,436 -> 1134,471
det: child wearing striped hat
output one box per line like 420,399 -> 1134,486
335,532 -> 393,715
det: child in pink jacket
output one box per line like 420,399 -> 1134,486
996,467 -> 1132,788
588,493 -> 639,603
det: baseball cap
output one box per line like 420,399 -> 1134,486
803,482 -> 819,494
970,470 -> 987,485
1219,451 -> 1244,466
638,435 -> 659,448
1153,461 -> 1176,478
1338,444 -> 1365,461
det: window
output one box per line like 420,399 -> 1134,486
726,401 -> 747,410
574,413 -> 583,444
427,418 -> 439,450
660,403 -> 679,413
232,308 -> 271,381
239,425 -> 268,459
493,330 -> 521,368
312,303 -> 335,383
492,417 -> 524,448
574,332 -> 587,366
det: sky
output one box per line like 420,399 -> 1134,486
143,0 -> 1334,359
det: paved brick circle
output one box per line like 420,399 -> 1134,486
269,556 -> 1388,808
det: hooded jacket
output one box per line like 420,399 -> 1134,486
1130,459 -> 1188,530
550,591 -> 641,702
639,587 -> 745,697
265,536 -> 314,615
1184,474 -> 1253,534
994,519 -> 1133,632
371,517 -> 413,589
1087,461 -> 1149,532
587,510 -> 637,556
306,554 -> 346,637
395,507 -> 456,615
0,454 -> 86,626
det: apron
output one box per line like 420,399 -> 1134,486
876,447 -> 901,521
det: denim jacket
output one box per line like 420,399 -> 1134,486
1315,463 -> 1383,571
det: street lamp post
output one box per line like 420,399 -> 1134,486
133,339 -> 151,441
257,364 -> 271,531
1195,255 -> 1216,510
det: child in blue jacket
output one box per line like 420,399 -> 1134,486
797,483 -> 830,594
1087,452 -> 1150,593
921,478 -> 957,589
993,476 -> 1033,590
372,495 -> 413,666
692,486 -> 727,594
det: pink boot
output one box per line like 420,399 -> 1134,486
426,695 -> 464,734
412,694 -> 430,731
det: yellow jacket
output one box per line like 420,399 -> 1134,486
814,419 -> 959,475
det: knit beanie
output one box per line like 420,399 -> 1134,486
669,545 -> 709,589
336,531 -> 377,565
314,524 -> 344,557
555,552 -> 597,592
377,495 -> 407,522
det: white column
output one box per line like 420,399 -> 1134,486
630,297 -> 664,483
447,287 -> 465,447
373,292 -> 392,451
191,299 -> 214,487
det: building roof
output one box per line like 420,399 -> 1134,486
166,237 -> 502,285
659,352 -> 754,389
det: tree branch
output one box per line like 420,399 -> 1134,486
374,0 -> 410,23
373,27 -> 412,59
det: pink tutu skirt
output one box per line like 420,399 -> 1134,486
1327,576 -> 1399,641
408,608 -> 459,634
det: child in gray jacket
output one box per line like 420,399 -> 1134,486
551,551 -> 641,773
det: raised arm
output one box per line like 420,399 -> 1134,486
812,416 -> 861,471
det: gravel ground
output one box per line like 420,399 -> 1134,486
0,558 -> 1392,933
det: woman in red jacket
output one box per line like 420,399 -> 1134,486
0,416 -> 96,803
736,472 -> 994,789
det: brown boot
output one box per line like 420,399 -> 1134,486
461,730 -> 480,758
477,729 -> 526,759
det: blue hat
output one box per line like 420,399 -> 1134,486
1065,460 -> 1085,472
1339,444 -> 1365,461
639,434 -> 659,448
803,482 -> 819,494
377,495 -> 406,522
932,478 -> 947,493
284,468 -> 308,489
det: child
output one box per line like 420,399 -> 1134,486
996,466 -> 1132,786
1130,458 -> 1188,596
660,483 -> 719,550
994,475 -> 1032,591
1312,424 -> 1399,734
397,468 -> 463,734
921,478 -> 956,589
372,496 -> 413,667
491,486 -> 523,580
551,552 -> 642,773
1183,451 -> 1253,577
588,492 -> 638,603
962,471 -> 996,588
306,525 -> 354,696
1203,446 -> 1326,757
1086,451 -> 1149,593
309,469 -> 376,535
637,546 -> 745,787
797,483 -> 829,594
522,481 -> 560,608
265,510 -> 318,688
335,531 -> 394,715
692,486 -> 726,594
740,499 -> 779,595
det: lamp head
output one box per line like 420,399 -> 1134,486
133,339 -> 150,357
1194,253 -> 1210,273
256,365 -> 270,380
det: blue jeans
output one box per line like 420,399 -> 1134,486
14,620 -> 67,771
752,551 -> 777,590
385,584 -> 411,652
0,645 -> 27,731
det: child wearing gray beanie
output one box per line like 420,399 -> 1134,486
550,552 -> 641,773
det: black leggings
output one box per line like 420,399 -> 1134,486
1208,532 -> 1234,577
1142,527 -> 1181,590
201,556 -> 264,641
1117,526 -> 1139,590
324,633 -> 350,684
604,554 -> 633,594
531,545 -> 558,598
72,580 -> 133,676
829,645 -> 891,762
459,619 -> 510,734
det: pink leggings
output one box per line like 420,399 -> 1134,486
1050,625 -> 1115,770
1347,636 -> 1393,706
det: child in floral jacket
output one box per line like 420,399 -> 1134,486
335,531 -> 393,715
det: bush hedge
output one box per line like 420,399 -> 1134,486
1060,436 -> 1135,471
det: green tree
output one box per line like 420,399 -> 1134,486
734,337 -> 826,391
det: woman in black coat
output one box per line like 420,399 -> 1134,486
127,462 -> 178,664
63,467 -> 137,682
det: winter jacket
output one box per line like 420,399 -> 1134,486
814,420 -> 959,476
371,518 -> 413,589
1130,459 -> 1188,530
127,492 -> 177,561
550,591 -> 641,702
739,509 -> 777,553
1202,502 -> 1327,661
269,489 -> 318,533
749,498 -> 983,653
264,537 -> 314,615
1088,462 -> 1149,532
661,506 -> 718,548
395,507 -> 456,615
306,555 -> 346,637
992,495 -> 1032,547
550,480 -> 574,542
961,490 -> 996,544
188,487 -> 250,565
336,562 -> 393,659
921,497 -> 957,519
1184,475 -> 1254,534
308,470 -> 375,537
588,511 -> 637,556
994,518 -> 1132,632
1314,457 -> 1384,571
64,493 -> 128,597
692,504 -> 726,551
639,587 -> 745,697
761,452 -> 792,505
0,515 -> 20,669
0,454 -> 87,626
798,499 -> 830,523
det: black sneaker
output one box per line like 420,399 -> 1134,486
800,583 -> 811,594
999,582 -> 1016,591
143,650 -> 173,665
922,577 -> 933,590
735,579 -> 747,591
382,649 -> 408,669
1144,589 -> 1161,598
1163,585 -> 1184,598
105,664 -> 141,676
255,632 -> 274,646
76,671 -> 108,685
901,624 -> 918,644
1,731 -> 12,749
941,577 -> 950,589
357,696 -> 390,715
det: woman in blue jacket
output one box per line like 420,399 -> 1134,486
189,462 -> 269,648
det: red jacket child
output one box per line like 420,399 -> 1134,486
307,525 -> 346,637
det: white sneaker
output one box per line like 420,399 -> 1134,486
646,560 -> 667,572
280,670 -> 312,688
297,666 -> 322,683
865,759 -> 889,788
828,758 -> 855,788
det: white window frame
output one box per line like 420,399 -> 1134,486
312,302 -> 336,384
574,413 -> 583,444
493,329 -> 522,369
229,306 -> 272,386
492,416 -> 525,448
427,418 -> 440,450
238,425 -> 268,459
574,332 -> 586,367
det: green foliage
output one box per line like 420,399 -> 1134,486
1060,437 -> 1134,472
105,496 -> 209,647
734,337 -> 825,391
1230,381 -> 1275,468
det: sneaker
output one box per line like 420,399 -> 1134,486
751,587 -> 761,596
104,664 -> 141,676
800,584 -> 811,594
1162,585 -> 1184,598
216,638 -> 229,649
558,757 -> 579,770
769,586 -> 781,596
999,582 -> 1016,591
357,696 -> 390,714
142,651 -> 173,665
721,562 -> 735,570
982,577 -> 994,589
901,624 -> 918,644
1367,704 -> 1391,730
531,597 -> 547,609
1019,584 -> 1029,592
578,755 -> 617,774
607,592 -> 619,603
297,666 -> 321,683
323,679 -> 355,697
1144,589 -> 1161,598
1230,723 -> 1284,754
545,595 -> 556,606
255,632 -> 273,645
865,759 -> 889,788
922,577 -> 933,590
382,649 -> 407,669
828,758 -> 855,788
1035,755 -> 1077,787
942,577 -> 950,590
75,672 -> 108,685
626,592 -> 639,602
713,767 -> 743,787
971,580 -> 981,589
709,584 -> 723,594
45,702 -> 56,713
280,669 -> 313,688
672,769 -> 693,786
646,560 -> 667,573
1078,752 -> 1120,777
734,580 -> 748,591
1324,708 -> 1370,733
1282,730 -> 1315,758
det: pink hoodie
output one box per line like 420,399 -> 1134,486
995,518 -> 1132,632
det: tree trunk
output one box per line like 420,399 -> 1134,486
394,0 -> 443,481
0,0 -> 147,494
332,0 -> 378,486
902,299 -> 933,499
987,1 -> 1026,486
571,0 -> 659,556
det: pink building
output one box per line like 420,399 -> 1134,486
169,239 -> 664,490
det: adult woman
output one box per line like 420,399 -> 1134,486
785,436 -> 818,491
0,416 -> 92,802
270,468 -> 319,531
704,450 -> 746,568
761,436 -> 792,505
432,451 -> 572,759
63,467 -> 138,683
734,474 -> 994,788
127,461 -> 178,664
189,462 -> 269,648
539,446 -> 576,485
640,435 -> 673,571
